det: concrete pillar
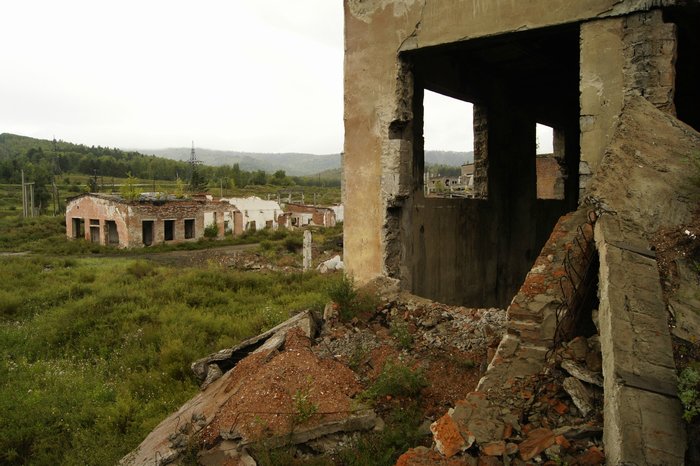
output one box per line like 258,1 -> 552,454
302,230 -> 312,271
579,18 -> 625,196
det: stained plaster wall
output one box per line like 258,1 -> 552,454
344,0 -> 682,306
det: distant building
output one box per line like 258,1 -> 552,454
284,203 -> 337,227
331,205 -> 344,223
65,193 -> 241,248
221,196 -> 282,231
461,163 -> 475,189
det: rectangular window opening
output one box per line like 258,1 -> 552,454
164,220 -> 175,241
536,123 -> 566,200
422,90 -> 479,199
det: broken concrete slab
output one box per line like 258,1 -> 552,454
191,309 -> 318,385
561,360 -> 603,387
562,377 -> 594,417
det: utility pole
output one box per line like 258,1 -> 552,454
21,169 -> 26,217
29,183 -> 35,217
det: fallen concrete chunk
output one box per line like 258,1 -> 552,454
317,255 -> 344,273
561,359 -> 603,387
562,377 -> 593,417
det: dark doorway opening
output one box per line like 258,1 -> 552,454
72,218 -> 85,239
106,220 -> 119,245
665,5 -> 700,132
89,219 -> 100,244
184,219 -> 195,239
164,220 -> 175,241
142,220 -> 154,246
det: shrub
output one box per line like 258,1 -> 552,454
336,404 -> 425,466
293,385 -> 318,425
679,366 -> 700,422
283,235 -> 302,252
326,274 -> 358,321
361,361 -> 427,401
203,223 -> 218,238
126,260 -> 157,279
390,319 -> 414,350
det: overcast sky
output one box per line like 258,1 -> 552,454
1,1 -> 550,155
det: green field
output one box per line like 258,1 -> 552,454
0,208 -> 343,464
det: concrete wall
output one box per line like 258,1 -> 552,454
344,0 -> 682,305
579,9 -> 676,194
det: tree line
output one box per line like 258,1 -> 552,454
0,133 -> 340,210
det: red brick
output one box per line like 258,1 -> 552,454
519,427 -> 556,461
575,446 -> 605,465
481,441 -> 505,456
431,414 -> 468,458
555,435 -> 571,450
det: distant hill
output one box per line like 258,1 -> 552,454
140,148 -> 341,177
140,148 -> 473,177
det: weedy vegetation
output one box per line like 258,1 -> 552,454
0,215 -> 342,465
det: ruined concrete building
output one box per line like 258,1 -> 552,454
284,203 -> 338,227
220,196 -> 283,231
65,193 -> 242,248
343,0 -> 698,308
344,1 -> 699,463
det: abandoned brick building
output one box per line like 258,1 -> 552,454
344,0 -> 699,463
284,202 -> 338,227
65,193 -> 243,248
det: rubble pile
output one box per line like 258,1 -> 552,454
410,335 -> 606,465
121,291 -> 508,465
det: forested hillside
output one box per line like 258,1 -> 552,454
0,133 -> 339,211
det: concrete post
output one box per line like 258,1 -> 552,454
303,230 -> 312,271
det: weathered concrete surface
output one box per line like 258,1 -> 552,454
596,216 -> 686,465
589,95 -> 700,465
587,96 -> 700,233
580,17 -> 625,189
580,10 -> 677,195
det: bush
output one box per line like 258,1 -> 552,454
679,366 -> 700,422
283,235 -> 302,252
203,223 -> 218,238
390,319 -> 414,350
361,361 -> 427,401
326,274 -> 358,321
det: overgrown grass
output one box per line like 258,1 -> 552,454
361,361 -> 428,402
326,274 -> 380,321
0,255 -> 340,464
0,213 -> 306,255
